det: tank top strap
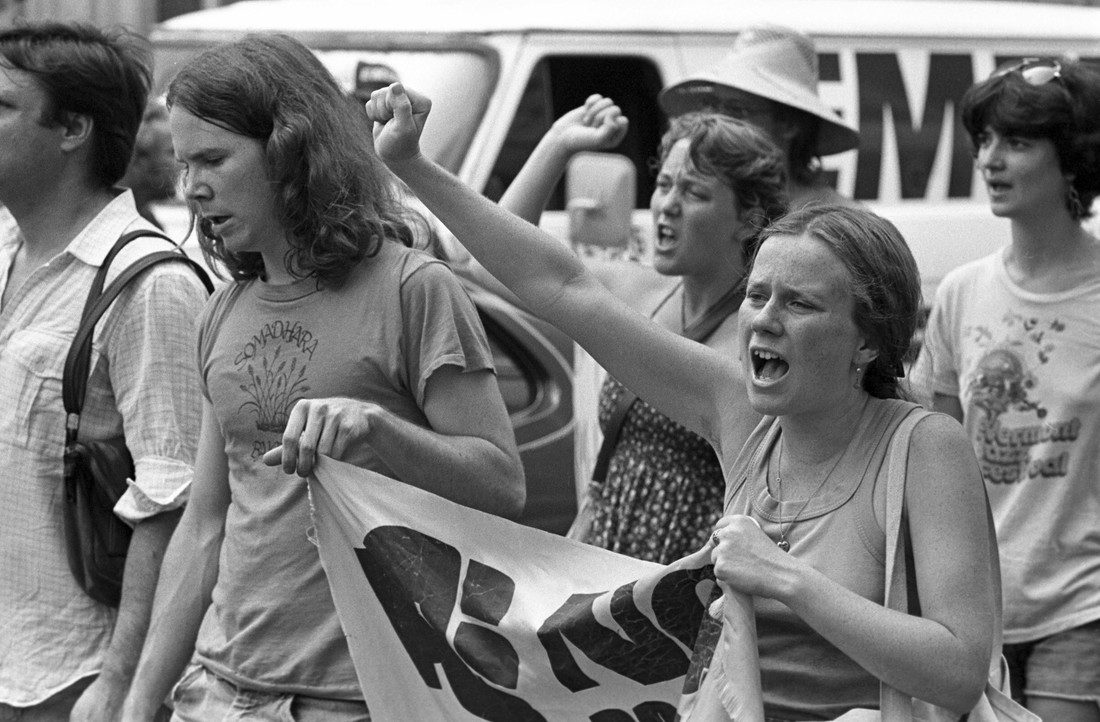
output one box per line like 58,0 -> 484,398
850,399 -> 925,563
650,280 -> 683,319
723,416 -> 780,512
723,399 -> 921,520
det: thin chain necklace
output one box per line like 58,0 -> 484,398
773,438 -> 846,552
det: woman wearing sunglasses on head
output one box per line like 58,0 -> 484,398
914,57 -> 1100,721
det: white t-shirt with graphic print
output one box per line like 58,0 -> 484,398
916,248 -> 1100,643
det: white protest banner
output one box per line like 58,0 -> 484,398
309,456 -> 762,722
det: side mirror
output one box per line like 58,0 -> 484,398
565,152 -> 636,250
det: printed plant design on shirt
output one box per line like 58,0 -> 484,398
235,321 -> 317,432
964,312 -> 1080,485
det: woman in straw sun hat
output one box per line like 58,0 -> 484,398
660,24 -> 860,210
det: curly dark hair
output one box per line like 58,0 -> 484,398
756,205 -> 923,400
652,112 -> 789,268
0,22 -> 151,189
167,33 -> 418,284
961,57 -> 1100,221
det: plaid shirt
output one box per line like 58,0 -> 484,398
0,192 -> 207,706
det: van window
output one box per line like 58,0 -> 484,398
486,55 -> 664,209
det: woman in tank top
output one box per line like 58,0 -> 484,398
367,82 -> 997,719
492,98 -> 787,562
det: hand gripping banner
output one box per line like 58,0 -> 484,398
308,457 -> 763,722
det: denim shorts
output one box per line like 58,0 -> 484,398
170,664 -> 370,722
1003,618 -> 1100,704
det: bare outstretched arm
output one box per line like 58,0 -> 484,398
499,94 -> 628,224
366,83 -> 740,450
464,93 -> 645,309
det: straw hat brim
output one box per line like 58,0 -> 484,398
659,65 -> 860,157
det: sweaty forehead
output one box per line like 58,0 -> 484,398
659,138 -> 711,180
752,234 -> 850,291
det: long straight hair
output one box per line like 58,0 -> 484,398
168,33 -> 419,284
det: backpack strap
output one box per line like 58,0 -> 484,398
62,230 -> 214,443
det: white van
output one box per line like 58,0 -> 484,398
152,0 -> 1100,297
150,0 -> 1100,519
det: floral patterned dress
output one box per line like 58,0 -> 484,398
582,373 -> 725,564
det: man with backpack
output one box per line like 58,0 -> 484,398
0,22 -> 207,721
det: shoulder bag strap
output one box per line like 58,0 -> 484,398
75,229 -> 167,332
591,285 -> 744,482
879,408 -> 928,720
66,230 -> 173,423
882,409 -> 926,615
62,233 -> 213,441
880,409 -> 1006,720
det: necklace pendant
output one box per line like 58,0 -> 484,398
777,539 -> 790,552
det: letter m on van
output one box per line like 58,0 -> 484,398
854,53 -> 974,200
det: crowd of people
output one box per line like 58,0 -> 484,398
0,15 -> 1097,722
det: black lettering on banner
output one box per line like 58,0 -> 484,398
461,559 -> 515,623
536,568 -> 714,691
854,53 -> 974,200
355,527 -> 546,721
678,585 -> 723,696
651,565 -> 714,650
456,560 -> 520,688
538,592 -> 605,692
355,526 -> 712,721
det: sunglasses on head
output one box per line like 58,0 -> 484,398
992,58 -> 1063,86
